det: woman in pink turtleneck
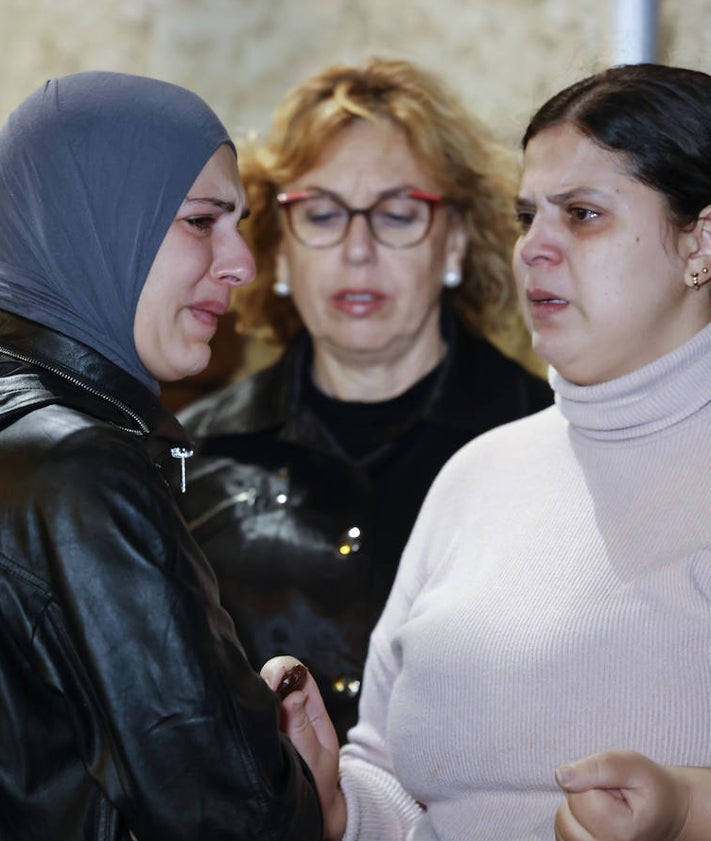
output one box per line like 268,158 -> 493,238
263,63 -> 711,841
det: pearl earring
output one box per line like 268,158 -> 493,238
273,278 -> 291,297
442,269 -> 462,289
273,255 -> 291,297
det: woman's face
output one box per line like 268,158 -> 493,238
134,144 -> 255,382
513,123 -> 711,385
278,119 -> 466,366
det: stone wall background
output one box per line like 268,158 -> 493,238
1,0 -> 708,150
2,0 -> 707,385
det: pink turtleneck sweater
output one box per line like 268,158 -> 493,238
338,322 -> 711,841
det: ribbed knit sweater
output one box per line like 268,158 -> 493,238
338,321 -> 711,841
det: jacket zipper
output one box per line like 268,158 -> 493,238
186,488 -> 258,531
0,342 -> 149,436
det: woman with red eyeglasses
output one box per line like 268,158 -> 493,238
178,57 -> 551,744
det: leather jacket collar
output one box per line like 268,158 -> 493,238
0,309 -> 190,463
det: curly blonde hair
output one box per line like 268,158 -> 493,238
235,57 -> 527,356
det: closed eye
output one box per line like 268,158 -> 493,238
375,209 -> 418,227
186,215 -> 215,232
305,208 -> 346,227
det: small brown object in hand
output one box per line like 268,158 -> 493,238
275,664 -> 308,700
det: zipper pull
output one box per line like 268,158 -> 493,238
170,447 -> 194,493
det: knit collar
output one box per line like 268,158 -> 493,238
551,321 -> 711,440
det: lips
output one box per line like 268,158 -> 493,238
527,288 -> 568,305
341,292 -> 379,302
332,288 -> 387,317
189,299 -> 228,329
526,287 -> 569,319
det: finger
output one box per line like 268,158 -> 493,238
280,686 -> 318,737
282,673 -> 340,753
555,798 -> 598,841
556,750 -> 646,793
260,655 -> 303,692
262,656 -> 336,742
278,685 -> 337,773
261,655 -> 339,755
569,788 -> 636,840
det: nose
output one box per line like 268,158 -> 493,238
212,227 -> 256,287
342,212 -> 376,263
517,215 -> 564,268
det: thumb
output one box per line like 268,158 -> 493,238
556,756 -> 605,793
556,751 -> 641,795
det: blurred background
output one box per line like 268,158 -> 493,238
0,0 -> 704,148
0,0 -> 704,403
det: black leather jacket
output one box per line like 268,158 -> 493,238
0,311 -> 321,841
178,314 -> 553,743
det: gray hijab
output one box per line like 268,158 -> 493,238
0,71 -> 233,392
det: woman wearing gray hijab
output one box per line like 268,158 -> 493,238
0,72 -> 321,840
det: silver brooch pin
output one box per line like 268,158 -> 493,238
170,447 -> 194,493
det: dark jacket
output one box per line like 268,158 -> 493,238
0,311 -> 321,841
179,315 -> 553,743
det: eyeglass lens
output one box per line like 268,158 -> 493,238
288,193 -> 434,248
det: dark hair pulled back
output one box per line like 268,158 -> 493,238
523,63 -> 711,227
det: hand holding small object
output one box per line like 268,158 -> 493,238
262,656 -> 347,840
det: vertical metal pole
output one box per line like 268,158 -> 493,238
613,0 -> 659,64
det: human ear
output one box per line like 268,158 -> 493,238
444,212 -> 468,273
683,204 -> 711,290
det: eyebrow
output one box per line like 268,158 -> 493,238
185,197 -> 236,211
301,184 -> 420,200
516,187 -> 610,208
184,196 -> 251,220
548,188 -> 610,205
